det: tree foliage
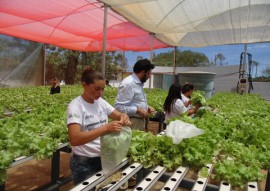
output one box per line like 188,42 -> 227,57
45,46 -> 125,85
152,49 -> 211,67
0,36 -> 38,70
251,60 -> 259,77
215,53 -> 226,66
262,66 -> 270,77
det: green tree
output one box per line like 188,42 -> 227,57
0,36 -> 40,74
137,56 -> 144,61
262,66 -> 270,77
215,53 -> 226,66
119,52 -> 128,72
65,50 -> 80,84
46,46 -> 125,84
46,46 -> 79,84
152,51 -> 174,66
253,66 -> 270,82
251,60 -> 259,77
152,49 -> 210,67
83,51 -> 125,80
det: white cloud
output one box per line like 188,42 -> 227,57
253,44 -> 270,49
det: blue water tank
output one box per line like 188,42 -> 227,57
178,71 -> 216,98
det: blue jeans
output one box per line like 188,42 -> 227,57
70,154 -> 102,185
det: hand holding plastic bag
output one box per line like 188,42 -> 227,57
166,120 -> 204,144
100,126 -> 132,175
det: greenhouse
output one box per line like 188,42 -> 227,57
1,1 -> 270,191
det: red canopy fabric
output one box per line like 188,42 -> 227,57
0,0 -> 170,52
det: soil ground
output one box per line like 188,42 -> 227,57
4,121 -> 267,191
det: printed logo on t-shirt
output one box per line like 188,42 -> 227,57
85,115 -> 94,119
100,119 -> 106,124
85,121 -> 99,130
68,113 -> 80,118
84,114 -> 107,131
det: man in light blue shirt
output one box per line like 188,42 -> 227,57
114,59 -> 155,131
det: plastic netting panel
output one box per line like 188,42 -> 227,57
0,34 -> 44,87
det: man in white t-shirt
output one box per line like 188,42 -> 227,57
67,68 -> 131,185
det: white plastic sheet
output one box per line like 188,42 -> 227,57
103,0 -> 270,47
166,120 -> 204,144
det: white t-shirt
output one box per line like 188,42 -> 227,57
67,96 -> 114,157
165,99 -> 187,123
181,93 -> 191,110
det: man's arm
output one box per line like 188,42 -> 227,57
114,83 -> 137,115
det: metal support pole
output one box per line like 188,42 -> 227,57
158,112 -> 165,133
173,46 -> 179,85
243,44 -> 247,76
265,170 -> 270,191
43,44 -> 46,85
49,144 -> 72,190
0,183 -> 5,191
122,51 -> 126,80
173,46 -> 177,76
149,32 -> 154,89
101,4 -> 108,78
51,149 -> 60,189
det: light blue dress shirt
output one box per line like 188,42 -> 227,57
114,73 -> 148,117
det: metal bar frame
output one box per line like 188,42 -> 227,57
132,166 -> 166,191
191,164 -> 213,191
105,163 -> 143,191
1,143 -> 71,191
161,166 -> 189,191
69,158 -> 129,191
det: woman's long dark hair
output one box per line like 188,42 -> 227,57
163,84 -> 182,113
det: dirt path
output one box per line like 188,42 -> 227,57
5,152 -> 71,191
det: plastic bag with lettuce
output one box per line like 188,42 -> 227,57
100,126 -> 132,175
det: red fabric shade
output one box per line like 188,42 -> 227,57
0,0 -> 170,51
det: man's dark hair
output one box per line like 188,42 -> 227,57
182,83 -> 194,93
133,59 -> 155,73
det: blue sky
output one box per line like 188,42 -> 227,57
124,42 -> 270,77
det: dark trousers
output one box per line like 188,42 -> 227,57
70,154 -> 101,185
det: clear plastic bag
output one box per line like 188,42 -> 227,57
100,126 -> 132,175
166,120 -> 204,144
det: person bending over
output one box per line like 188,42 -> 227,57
67,67 -> 131,185
163,83 -> 200,125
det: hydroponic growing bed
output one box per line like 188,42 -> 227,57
1,85 -> 270,191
